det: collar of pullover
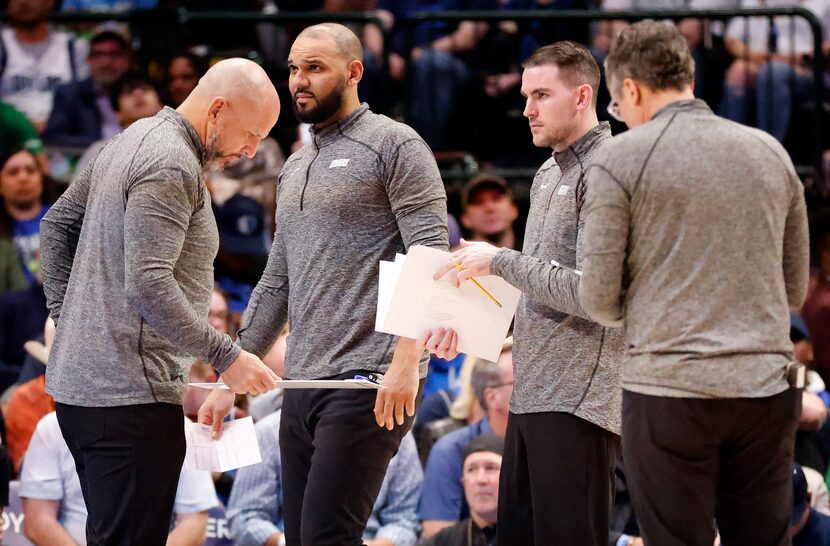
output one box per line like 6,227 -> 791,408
651,99 -> 712,121
310,103 -> 370,148
553,121 -> 611,171
158,106 -> 207,167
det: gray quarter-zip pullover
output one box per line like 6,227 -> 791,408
580,100 -> 809,398
491,122 -> 623,435
41,107 -> 240,407
236,104 -> 448,379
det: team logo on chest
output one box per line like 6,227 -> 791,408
329,158 -> 350,168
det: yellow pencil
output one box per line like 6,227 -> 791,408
452,261 -> 503,308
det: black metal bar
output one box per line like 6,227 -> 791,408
0,9 -> 382,24
407,7 -> 819,22
175,9 -> 382,26
0,10 -> 132,22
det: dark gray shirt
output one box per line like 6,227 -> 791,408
236,104 -> 448,379
580,100 -> 810,398
491,123 -> 623,435
41,107 -> 240,407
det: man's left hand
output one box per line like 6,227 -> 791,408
418,327 -> 459,361
374,339 -> 420,431
434,238 -> 501,287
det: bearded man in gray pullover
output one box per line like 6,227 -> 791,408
199,24 -> 448,546
432,42 -> 623,546
579,21 -> 810,546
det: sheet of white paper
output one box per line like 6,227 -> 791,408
376,261 -> 395,331
188,379 -> 385,390
184,416 -> 261,472
376,254 -> 407,331
376,245 -> 521,362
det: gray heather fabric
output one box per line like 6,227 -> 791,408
490,123 -> 623,435
580,100 -> 810,398
41,107 -> 240,407
236,104 -> 448,379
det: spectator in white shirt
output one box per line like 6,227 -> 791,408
20,411 -> 217,546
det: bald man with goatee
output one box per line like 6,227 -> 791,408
40,58 -> 281,546
199,24 -> 448,545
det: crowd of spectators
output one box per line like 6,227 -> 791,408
1,0 -> 830,544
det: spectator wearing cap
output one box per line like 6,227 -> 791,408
424,434 -> 502,546
792,463 -> 830,545
205,133 -> 284,243
0,0 -> 88,133
460,174 -> 519,251
420,350 -> 512,538
43,22 -> 133,148
75,72 -> 163,173
214,193 -> 271,319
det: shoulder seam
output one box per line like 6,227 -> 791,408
587,164 -> 631,197
338,129 -> 386,170
125,117 -> 199,207
633,112 -> 678,194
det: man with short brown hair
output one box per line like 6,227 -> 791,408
580,20 -> 809,546
433,40 -> 623,546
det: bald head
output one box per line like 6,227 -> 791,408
177,57 -> 281,169
191,58 -> 279,110
296,23 -> 364,63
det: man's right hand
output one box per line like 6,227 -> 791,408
197,389 -> 235,440
221,350 -> 280,395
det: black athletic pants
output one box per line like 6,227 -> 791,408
56,402 -> 186,546
622,388 -> 800,546
279,370 -> 424,546
497,411 -> 621,546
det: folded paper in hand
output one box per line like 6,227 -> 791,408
375,245 -> 521,362
184,416 -> 261,472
